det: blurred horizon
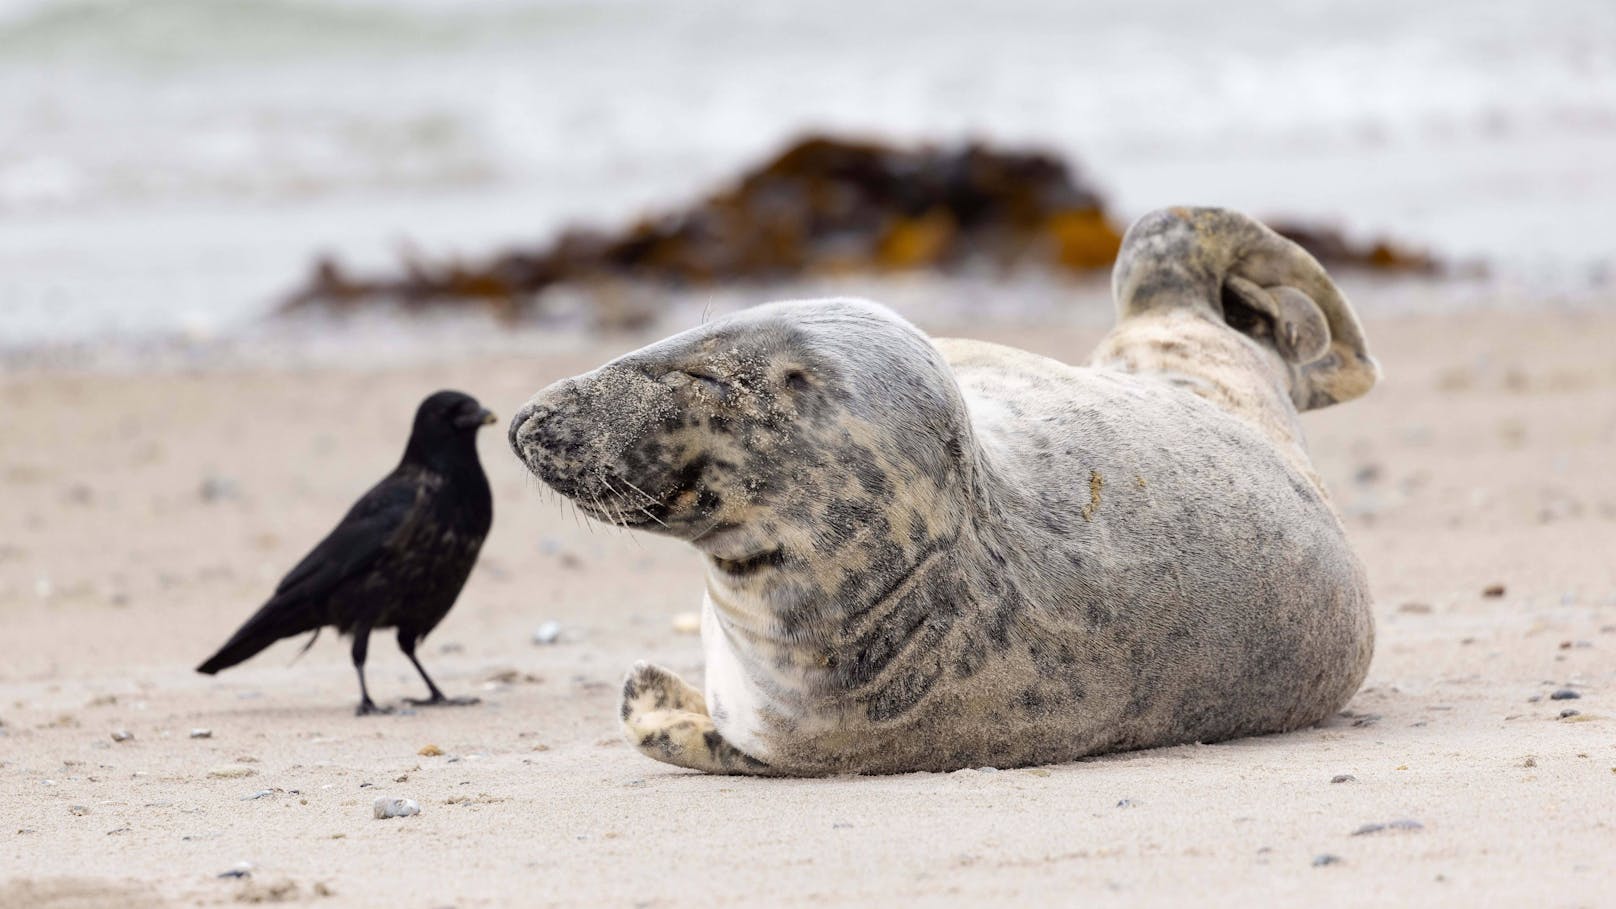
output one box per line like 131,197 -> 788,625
2,0 -> 1614,351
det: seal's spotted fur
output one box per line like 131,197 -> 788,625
510,207 -> 1377,776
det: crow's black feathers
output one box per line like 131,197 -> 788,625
197,390 -> 496,715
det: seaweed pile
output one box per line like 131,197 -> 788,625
284,135 -> 1123,318
284,134 -> 1437,322
1265,221 -> 1438,274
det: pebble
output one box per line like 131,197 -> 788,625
190,728 -> 213,739
1353,819 -> 1424,836
670,612 -> 701,635
218,862 -> 253,880
1559,709 -> 1581,719
1330,774 -> 1356,784
1115,798 -> 1139,808
1312,854 -> 1342,867
242,790 -> 272,801
418,744 -> 444,757
372,797 -> 420,820
110,729 -> 133,743
68,805 -> 90,816
531,621 -> 563,645
199,475 -> 240,503
1482,583 -> 1507,598
1549,689 -> 1581,700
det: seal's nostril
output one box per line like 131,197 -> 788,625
507,403 -> 555,456
508,406 -> 533,454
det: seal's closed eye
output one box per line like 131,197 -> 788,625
664,369 -> 730,399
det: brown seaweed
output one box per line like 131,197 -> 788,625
284,135 -> 1440,320
283,135 -> 1123,315
1267,221 -> 1439,274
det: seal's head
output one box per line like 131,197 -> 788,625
509,300 -> 973,610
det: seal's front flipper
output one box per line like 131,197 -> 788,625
620,661 -> 771,776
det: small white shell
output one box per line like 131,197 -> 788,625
372,796 -> 420,820
531,621 -> 562,645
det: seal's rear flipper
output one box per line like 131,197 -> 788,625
1109,206 -> 1379,412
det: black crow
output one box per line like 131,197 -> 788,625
197,390 -> 496,715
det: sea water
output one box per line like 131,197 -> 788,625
1,0 -> 1612,352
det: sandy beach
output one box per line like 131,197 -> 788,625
1,304 -> 1613,907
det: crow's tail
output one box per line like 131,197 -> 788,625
196,597 -> 324,675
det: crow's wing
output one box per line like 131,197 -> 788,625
197,470 -> 425,675
273,471 -> 423,601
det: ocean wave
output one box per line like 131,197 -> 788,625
1,0 -> 1613,347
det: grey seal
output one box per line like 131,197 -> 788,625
509,206 -> 1378,775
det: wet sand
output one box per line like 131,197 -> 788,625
2,306 -> 1614,907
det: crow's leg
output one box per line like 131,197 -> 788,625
620,661 -> 771,775
352,623 -> 391,716
399,628 -> 479,707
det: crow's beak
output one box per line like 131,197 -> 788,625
479,408 -> 497,426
